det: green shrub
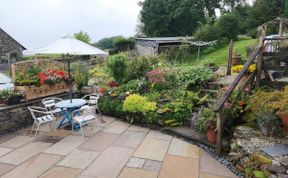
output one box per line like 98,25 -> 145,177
107,54 -> 129,84
158,100 -> 193,127
72,62 -> 89,90
216,13 -> 240,40
196,108 -> 216,133
98,96 -> 124,117
123,94 -> 157,113
177,67 -> 213,89
194,23 -> 220,41
126,57 -> 152,81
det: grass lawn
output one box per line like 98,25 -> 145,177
182,38 -> 258,67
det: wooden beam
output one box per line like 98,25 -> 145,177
214,46 -> 260,112
256,43 -> 264,88
226,40 -> 233,76
263,65 -> 288,71
216,112 -> 223,155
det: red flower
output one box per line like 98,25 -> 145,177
238,101 -> 244,107
99,88 -> 105,94
107,81 -> 118,88
38,73 -> 48,85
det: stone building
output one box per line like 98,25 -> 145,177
135,37 -> 192,57
0,28 -> 26,70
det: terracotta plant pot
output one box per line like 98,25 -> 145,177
280,112 -> 288,135
206,129 -> 217,144
232,55 -> 241,66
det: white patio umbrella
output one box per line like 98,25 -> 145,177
24,36 -> 108,102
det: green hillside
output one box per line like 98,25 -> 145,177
188,38 -> 258,66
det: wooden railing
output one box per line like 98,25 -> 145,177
213,46 -> 261,154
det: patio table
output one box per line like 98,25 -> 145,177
56,99 -> 86,129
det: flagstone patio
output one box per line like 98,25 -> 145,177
0,116 -> 237,178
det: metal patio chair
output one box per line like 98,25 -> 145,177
28,106 -> 56,136
82,94 -> 102,119
42,97 -> 64,115
72,105 -> 100,136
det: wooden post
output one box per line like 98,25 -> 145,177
279,19 -> 283,36
227,40 -> 233,75
256,40 -> 264,87
216,112 -> 223,155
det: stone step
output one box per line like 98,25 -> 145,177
167,127 -> 215,148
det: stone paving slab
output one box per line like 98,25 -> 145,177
133,138 -> 170,161
1,153 -> 62,178
143,160 -> 162,172
0,163 -> 15,177
0,119 -> 237,178
126,157 -> 146,168
57,149 -> 100,170
79,132 -> 119,152
127,125 -> 150,133
146,130 -> 172,141
46,129 -> 71,138
199,149 -> 237,178
112,130 -> 146,148
81,146 -> 134,178
159,154 -> 199,178
101,116 -> 116,126
118,167 -> 158,178
43,135 -> 87,156
0,147 -> 13,157
168,137 -> 200,159
39,166 -> 82,178
102,120 -> 130,134
199,173 -> 230,178
0,135 -> 34,148
0,142 -> 52,165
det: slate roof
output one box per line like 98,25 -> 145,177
0,28 -> 26,53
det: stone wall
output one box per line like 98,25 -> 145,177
0,92 -> 80,135
136,44 -> 157,57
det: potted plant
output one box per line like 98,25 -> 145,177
0,89 -> 23,105
256,110 -> 280,136
0,89 -> 9,105
196,108 -> 217,144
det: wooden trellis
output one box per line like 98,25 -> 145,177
11,59 -> 68,101
11,59 -> 65,80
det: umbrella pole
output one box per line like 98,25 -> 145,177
67,59 -> 73,103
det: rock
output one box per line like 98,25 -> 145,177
269,174 -> 278,178
277,173 -> 288,178
279,157 -> 288,168
267,164 -> 287,174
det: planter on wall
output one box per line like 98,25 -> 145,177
7,96 -> 22,105
15,81 -> 69,101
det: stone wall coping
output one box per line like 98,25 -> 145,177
0,91 -> 80,112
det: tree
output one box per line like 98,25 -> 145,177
284,0 -> 288,17
140,0 -> 218,37
247,0 -> 285,29
216,13 -> 240,40
96,37 -> 115,49
74,30 -> 91,44
95,36 -> 135,54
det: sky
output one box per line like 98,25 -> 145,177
0,0 -> 141,49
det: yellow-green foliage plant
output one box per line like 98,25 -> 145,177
244,86 -> 288,126
123,94 -> 157,113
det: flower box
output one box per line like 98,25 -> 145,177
15,81 -> 69,101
